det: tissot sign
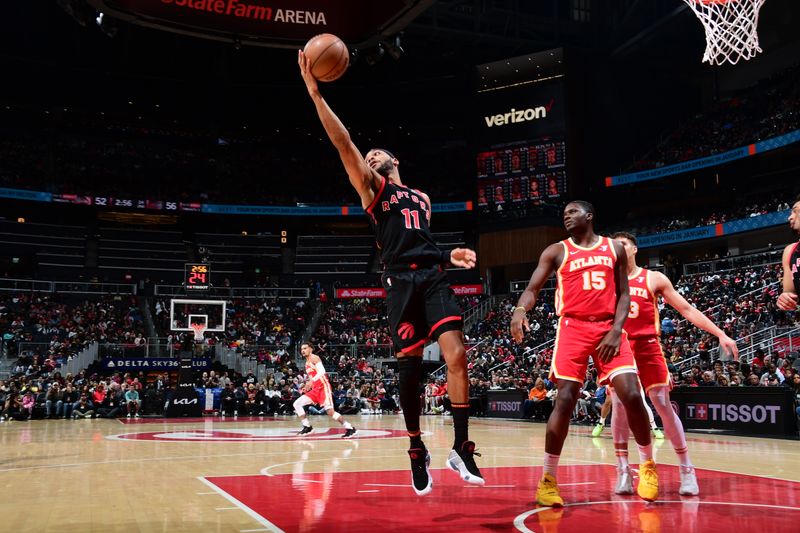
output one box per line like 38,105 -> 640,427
476,79 -> 565,146
89,0 -> 424,45
670,387 -> 797,437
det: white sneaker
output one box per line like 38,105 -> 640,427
135,414 -> 140,418
234,410 -> 238,416
679,466 -> 700,496
614,466 -> 634,495
127,414 -> 131,418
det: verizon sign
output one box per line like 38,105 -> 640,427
335,284 -> 483,299
484,105 -> 549,128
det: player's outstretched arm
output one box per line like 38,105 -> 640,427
596,240 -> 631,363
298,50 -> 381,208
778,243 -> 798,311
511,243 -> 561,343
653,271 -> 739,360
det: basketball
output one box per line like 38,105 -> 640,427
303,33 -> 349,82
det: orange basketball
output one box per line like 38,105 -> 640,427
303,33 -> 349,82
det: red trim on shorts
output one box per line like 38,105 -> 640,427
428,315 -> 461,337
398,338 -> 426,354
364,176 -> 386,221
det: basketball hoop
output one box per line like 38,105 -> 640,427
683,0 -> 766,65
190,323 -> 207,342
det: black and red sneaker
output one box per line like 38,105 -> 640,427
408,447 -> 433,496
447,441 -> 485,485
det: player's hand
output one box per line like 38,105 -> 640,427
718,335 -> 739,361
449,248 -> 476,269
510,309 -> 530,344
595,328 -> 622,363
777,291 -> 798,311
297,50 -> 319,95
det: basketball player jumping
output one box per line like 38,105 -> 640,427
777,195 -> 800,311
294,343 -> 357,438
511,201 -> 658,506
298,51 -> 484,495
610,232 -> 738,496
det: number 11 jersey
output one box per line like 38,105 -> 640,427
364,176 -> 443,269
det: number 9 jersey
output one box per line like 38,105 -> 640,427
554,236 -> 619,322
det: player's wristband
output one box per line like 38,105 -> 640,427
439,250 -> 451,266
514,306 -> 527,313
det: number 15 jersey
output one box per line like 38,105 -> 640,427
554,236 -> 618,322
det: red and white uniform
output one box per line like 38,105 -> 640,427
551,237 -> 636,385
626,267 -> 671,392
304,358 -> 334,409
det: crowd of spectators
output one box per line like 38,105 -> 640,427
1,292 -> 145,363
630,63 -> 800,170
0,368 -> 159,421
605,195 -> 794,238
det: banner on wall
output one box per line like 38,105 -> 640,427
334,284 -> 483,299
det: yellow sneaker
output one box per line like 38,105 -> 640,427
536,473 -> 564,507
637,459 -> 659,502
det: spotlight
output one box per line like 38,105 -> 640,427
384,35 -> 404,60
95,12 -> 118,38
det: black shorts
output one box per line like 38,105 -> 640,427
381,265 -> 463,354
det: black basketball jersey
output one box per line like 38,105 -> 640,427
791,242 -> 800,294
365,176 -> 443,268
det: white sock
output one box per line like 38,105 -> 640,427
649,388 -> 692,466
615,444 -> 629,469
343,421 -> 353,429
637,443 -> 653,464
543,452 -> 560,478
301,418 -> 311,428
599,417 -> 606,425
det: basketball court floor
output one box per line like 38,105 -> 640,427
1,414 -> 798,532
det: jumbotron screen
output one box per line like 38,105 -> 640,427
476,140 -> 566,220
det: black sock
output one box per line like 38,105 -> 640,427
398,356 -> 423,448
451,403 -> 470,450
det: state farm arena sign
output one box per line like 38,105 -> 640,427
88,0 -> 426,46
335,285 -> 483,299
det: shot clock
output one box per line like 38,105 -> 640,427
184,263 -> 210,292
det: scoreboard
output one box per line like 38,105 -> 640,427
476,140 -> 567,220
184,263 -> 210,292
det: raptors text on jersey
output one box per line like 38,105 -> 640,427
365,176 -> 443,268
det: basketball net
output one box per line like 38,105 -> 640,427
683,0 -> 766,65
190,323 -> 207,342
